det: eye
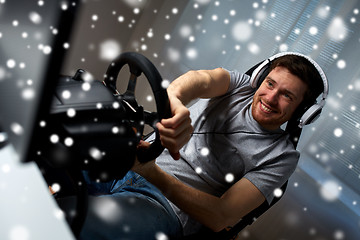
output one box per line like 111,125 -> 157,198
283,92 -> 293,101
266,80 -> 274,88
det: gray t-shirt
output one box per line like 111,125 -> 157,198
156,69 -> 299,235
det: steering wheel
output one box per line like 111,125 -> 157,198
103,52 -> 171,162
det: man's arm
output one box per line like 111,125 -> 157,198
133,159 -> 265,232
158,68 -> 230,159
166,68 -> 231,105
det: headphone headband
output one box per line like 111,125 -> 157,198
249,52 -> 329,128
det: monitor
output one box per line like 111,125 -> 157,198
0,0 -> 79,163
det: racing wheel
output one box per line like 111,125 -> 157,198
37,52 -> 171,182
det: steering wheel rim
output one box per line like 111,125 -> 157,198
103,52 -> 171,162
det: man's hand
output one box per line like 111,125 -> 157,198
132,140 -> 156,177
156,68 -> 229,160
156,94 -> 193,160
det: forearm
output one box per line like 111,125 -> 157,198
167,68 -> 230,105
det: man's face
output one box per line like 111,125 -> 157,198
251,66 -> 308,130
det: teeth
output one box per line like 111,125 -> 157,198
260,102 -> 272,113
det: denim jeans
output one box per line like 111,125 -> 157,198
79,171 -> 183,240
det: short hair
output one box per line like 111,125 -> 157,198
269,55 -> 324,107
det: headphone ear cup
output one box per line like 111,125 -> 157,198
255,67 -> 270,88
250,59 -> 270,89
298,104 -> 322,128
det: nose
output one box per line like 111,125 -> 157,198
265,90 -> 279,106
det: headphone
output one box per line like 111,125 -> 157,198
248,52 -> 329,129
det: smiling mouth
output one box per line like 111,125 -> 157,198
260,101 -> 274,113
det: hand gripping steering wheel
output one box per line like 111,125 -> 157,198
103,52 -> 171,163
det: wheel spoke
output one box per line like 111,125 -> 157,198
144,111 -> 159,128
126,72 -> 138,95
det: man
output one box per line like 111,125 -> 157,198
80,53 -> 326,239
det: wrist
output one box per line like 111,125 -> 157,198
167,80 -> 192,106
136,162 -> 161,181
167,86 -> 181,102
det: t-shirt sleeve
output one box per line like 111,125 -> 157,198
244,149 -> 300,204
223,68 -> 251,94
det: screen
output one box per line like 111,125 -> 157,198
0,0 -> 78,162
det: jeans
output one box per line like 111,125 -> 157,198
79,171 -> 183,240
